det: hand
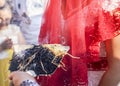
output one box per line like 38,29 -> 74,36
0,38 -> 13,51
9,71 -> 36,86
22,13 -> 31,24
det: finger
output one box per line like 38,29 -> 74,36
9,71 -> 19,80
7,45 -> 13,49
5,39 -> 13,44
5,40 -> 13,48
4,43 -> 13,49
9,72 -> 14,80
3,41 -> 12,46
4,38 -> 12,42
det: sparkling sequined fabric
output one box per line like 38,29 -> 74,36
38,0 -> 120,86
21,80 -> 39,86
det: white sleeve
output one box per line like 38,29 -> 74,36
14,0 -> 27,16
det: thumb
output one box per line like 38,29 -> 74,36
8,72 -> 15,80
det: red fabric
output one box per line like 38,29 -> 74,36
38,0 -> 120,86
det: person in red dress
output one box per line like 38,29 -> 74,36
38,0 -> 120,86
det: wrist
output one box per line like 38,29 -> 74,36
20,80 -> 40,86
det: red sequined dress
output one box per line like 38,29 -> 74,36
38,0 -> 120,86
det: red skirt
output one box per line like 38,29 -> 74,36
38,0 -> 120,86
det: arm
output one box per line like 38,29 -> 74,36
99,34 -> 120,86
17,31 -> 26,44
105,34 -> 120,68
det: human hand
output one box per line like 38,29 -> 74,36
22,13 -> 31,24
9,71 -> 36,86
0,38 -> 13,51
